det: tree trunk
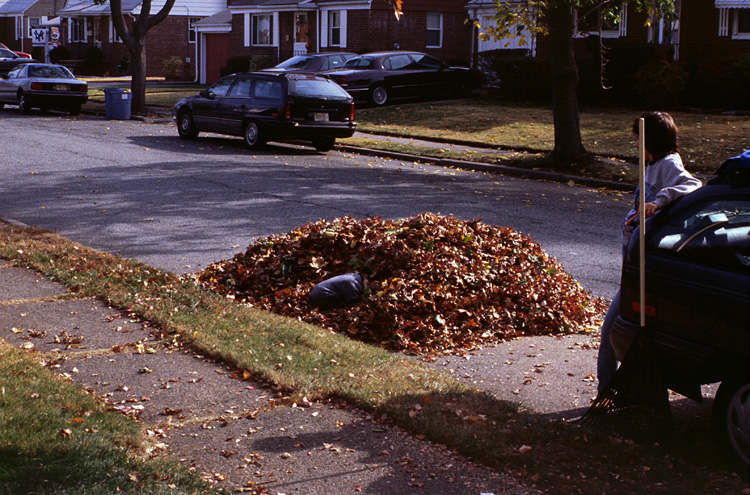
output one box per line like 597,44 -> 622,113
547,4 -> 587,163
130,35 -> 147,114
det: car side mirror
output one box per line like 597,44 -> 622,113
200,89 -> 215,99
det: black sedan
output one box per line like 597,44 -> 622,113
0,47 -> 36,76
0,63 -> 88,114
263,52 -> 356,73
174,72 -> 356,151
611,150 -> 750,469
321,51 -> 481,106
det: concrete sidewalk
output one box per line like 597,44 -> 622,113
0,243 -> 536,495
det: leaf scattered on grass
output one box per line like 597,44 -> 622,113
197,214 -> 606,356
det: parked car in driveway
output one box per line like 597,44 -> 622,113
174,72 -> 356,151
0,42 -> 32,59
610,150 -> 750,469
262,52 -> 356,73
321,51 -> 481,106
0,63 -> 88,114
0,47 -> 36,76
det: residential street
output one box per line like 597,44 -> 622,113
0,112 -> 625,299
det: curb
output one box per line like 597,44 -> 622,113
336,144 -> 637,192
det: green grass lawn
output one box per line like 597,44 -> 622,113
348,99 -> 750,173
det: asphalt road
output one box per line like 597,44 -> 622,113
0,111 -> 625,299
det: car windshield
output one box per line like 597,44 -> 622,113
289,78 -> 350,99
28,65 -> 75,79
276,56 -> 315,69
0,48 -> 17,58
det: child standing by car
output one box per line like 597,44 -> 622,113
597,111 -> 703,391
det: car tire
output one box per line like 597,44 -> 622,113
69,104 -> 81,116
712,377 -> 750,471
243,121 -> 265,150
17,92 -> 30,114
370,85 -> 388,106
177,109 -> 199,140
313,137 -> 336,152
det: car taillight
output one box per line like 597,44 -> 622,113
30,82 -> 43,90
338,76 -> 348,86
79,85 -> 88,93
284,101 -> 292,121
350,102 -> 355,122
631,301 -> 656,317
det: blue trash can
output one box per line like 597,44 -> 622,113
104,88 -> 132,120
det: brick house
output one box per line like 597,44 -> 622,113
53,0 -> 228,78
0,0 -> 65,57
0,0 -> 228,77
466,0 -> 750,68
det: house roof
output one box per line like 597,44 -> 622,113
0,0 -> 38,15
194,7 -> 231,25
58,0 -> 142,15
230,0 -> 368,8
715,0 -> 750,8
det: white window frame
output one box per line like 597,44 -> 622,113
70,17 -> 87,43
251,13 -> 274,46
426,13 -> 443,48
16,16 -> 24,40
575,6 -> 627,39
732,8 -> 750,39
108,18 -> 123,43
321,9 -> 347,48
329,11 -> 341,47
27,17 -> 42,38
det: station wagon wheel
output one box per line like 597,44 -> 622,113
243,121 -> 266,150
177,108 -> 199,140
370,85 -> 389,106
17,91 -> 30,114
312,137 -> 336,152
713,378 -> 750,470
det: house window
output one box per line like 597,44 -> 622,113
71,18 -> 87,42
16,17 -> 24,39
252,14 -> 273,46
735,9 -> 750,39
28,17 -> 40,38
189,17 -> 202,43
329,11 -> 341,46
576,6 -> 627,38
426,13 -> 442,48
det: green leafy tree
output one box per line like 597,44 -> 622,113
477,0 -> 677,164
95,0 -> 177,114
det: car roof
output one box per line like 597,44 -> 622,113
228,71 -> 331,81
351,51 -> 426,58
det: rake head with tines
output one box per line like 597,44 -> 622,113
579,329 -> 675,440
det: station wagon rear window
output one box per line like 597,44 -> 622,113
289,79 -> 351,99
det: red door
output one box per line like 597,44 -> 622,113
205,33 -> 230,85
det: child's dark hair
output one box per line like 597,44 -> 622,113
632,111 -> 679,160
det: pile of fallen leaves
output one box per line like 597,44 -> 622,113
197,213 -> 606,355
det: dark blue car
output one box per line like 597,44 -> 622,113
611,150 -> 750,469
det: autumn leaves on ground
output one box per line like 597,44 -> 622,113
1,219 -> 746,494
